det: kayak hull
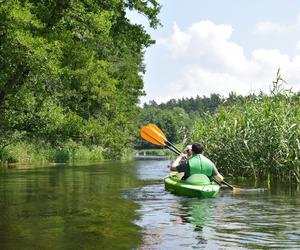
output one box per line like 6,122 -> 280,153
164,172 -> 220,198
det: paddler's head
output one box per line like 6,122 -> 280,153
192,143 -> 204,155
184,145 -> 193,157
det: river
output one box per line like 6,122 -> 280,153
0,160 -> 300,249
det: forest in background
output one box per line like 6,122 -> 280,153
138,72 -> 300,182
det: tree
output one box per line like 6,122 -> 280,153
136,106 -> 192,149
0,0 -> 161,159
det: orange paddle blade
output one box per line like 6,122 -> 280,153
147,124 -> 167,140
146,123 -> 182,155
140,126 -> 166,146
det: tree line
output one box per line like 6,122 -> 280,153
138,72 -> 300,183
136,92 -> 249,150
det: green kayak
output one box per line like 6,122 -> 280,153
164,172 -> 220,198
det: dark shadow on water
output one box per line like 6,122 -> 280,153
0,161 -> 144,250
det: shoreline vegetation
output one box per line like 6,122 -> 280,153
1,2 -> 300,183
0,142 -> 104,167
2,72 -> 300,184
0,1 -> 161,165
135,72 -> 300,183
0,146 -> 171,167
191,76 -> 300,183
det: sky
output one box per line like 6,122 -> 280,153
127,0 -> 300,104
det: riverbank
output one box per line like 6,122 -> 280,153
0,142 -> 106,166
0,142 -> 173,167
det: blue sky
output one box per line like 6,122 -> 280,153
128,0 -> 300,103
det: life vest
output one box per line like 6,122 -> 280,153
188,154 -> 214,176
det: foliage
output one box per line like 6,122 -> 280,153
135,106 -> 193,150
192,76 -> 300,182
0,140 -> 104,164
0,0 -> 161,161
136,94 -> 226,150
143,93 -> 224,117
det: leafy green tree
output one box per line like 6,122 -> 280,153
136,106 -> 192,149
0,0 -> 161,160
144,93 -> 224,116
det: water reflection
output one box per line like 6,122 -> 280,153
1,160 -> 300,249
132,159 -> 300,249
0,162 -> 143,250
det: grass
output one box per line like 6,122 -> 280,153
192,79 -> 300,183
0,141 -> 105,166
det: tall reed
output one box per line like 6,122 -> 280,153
192,83 -> 300,182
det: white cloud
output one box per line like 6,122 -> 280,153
255,21 -> 293,33
296,40 -> 300,51
255,14 -> 300,33
156,21 -> 300,101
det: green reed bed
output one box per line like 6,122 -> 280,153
192,89 -> 300,183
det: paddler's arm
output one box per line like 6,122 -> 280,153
213,173 -> 224,182
170,154 -> 186,171
212,164 -> 224,182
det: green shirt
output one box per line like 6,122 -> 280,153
176,154 -> 219,179
188,154 -> 214,176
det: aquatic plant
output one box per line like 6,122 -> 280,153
192,73 -> 300,183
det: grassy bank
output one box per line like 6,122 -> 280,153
192,84 -> 300,183
136,148 -> 171,156
0,141 -> 105,166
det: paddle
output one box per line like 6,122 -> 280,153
140,123 -> 237,191
146,123 -> 182,154
140,125 -> 180,155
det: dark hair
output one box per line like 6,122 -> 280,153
192,143 -> 204,154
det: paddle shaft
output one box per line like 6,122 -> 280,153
165,144 -> 181,155
165,141 -> 181,155
165,140 -> 181,156
221,179 -> 235,189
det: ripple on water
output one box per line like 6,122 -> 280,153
127,180 -> 300,249
123,160 -> 300,249
209,195 -> 300,249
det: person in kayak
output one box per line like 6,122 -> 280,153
170,143 -> 224,182
184,144 -> 193,158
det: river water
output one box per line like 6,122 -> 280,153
0,160 -> 300,249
